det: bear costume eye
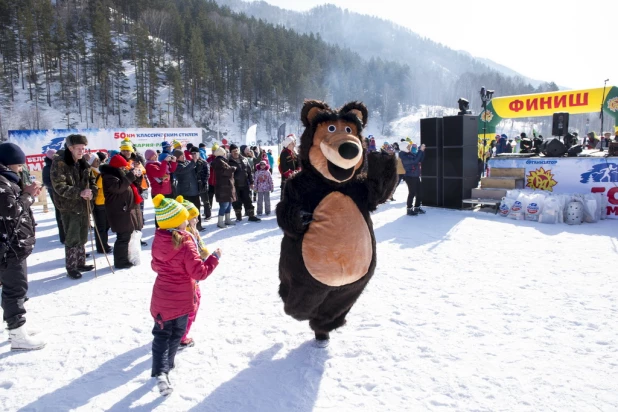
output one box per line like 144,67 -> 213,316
345,126 -> 352,133
327,125 -> 336,133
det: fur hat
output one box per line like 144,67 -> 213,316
176,195 -> 199,220
144,149 -> 157,161
45,149 -> 57,159
172,149 -> 184,158
0,143 -> 26,166
153,194 -> 189,230
214,147 -> 226,157
66,134 -> 88,147
229,144 -> 238,152
282,134 -> 296,147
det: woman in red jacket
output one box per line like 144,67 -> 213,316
150,194 -> 222,396
144,149 -> 178,199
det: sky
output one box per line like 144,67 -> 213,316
251,0 -> 617,90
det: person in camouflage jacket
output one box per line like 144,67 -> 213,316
51,135 -> 98,279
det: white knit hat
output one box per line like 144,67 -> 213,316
214,147 -> 226,157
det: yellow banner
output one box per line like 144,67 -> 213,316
492,88 -> 606,118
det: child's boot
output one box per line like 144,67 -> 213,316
156,373 -> 173,396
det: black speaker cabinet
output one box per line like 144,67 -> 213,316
551,112 -> 569,137
442,115 -> 478,147
443,146 -> 478,178
421,147 -> 440,177
442,177 -> 478,209
420,117 -> 442,148
421,176 -> 442,207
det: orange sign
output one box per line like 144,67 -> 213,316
526,167 -> 558,191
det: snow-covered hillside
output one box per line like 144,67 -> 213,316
1,178 -> 617,411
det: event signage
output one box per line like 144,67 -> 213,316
488,157 -> 618,219
8,128 -> 203,173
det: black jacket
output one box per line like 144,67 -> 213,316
0,164 -> 36,262
100,164 -> 143,234
42,157 -> 53,190
228,155 -> 253,188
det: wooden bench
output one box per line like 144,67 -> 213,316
462,198 -> 501,214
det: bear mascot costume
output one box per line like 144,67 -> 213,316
276,99 -> 397,347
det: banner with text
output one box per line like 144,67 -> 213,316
8,128 -> 204,173
488,157 -> 618,219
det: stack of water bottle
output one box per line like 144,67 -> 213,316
498,189 -> 607,225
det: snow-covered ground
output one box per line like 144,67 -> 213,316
1,178 -> 617,411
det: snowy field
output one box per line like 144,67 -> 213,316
1,179 -> 617,412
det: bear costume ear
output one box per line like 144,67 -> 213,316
301,100 -> 331,128
339,101 -> 368,128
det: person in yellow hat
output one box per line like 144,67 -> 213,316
150,194 -> 221,395
172,140 -> 182,150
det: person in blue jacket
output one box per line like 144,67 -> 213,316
399,142 -> 426,216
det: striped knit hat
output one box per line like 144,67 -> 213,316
176,195 -> 199,220
153,194 -> 189,229
120,138 -> 134,152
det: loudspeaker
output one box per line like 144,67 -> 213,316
442,115 -> 478,147
443,177 -> 478,209
420,117 -> 442,148
443,146 -> 478,178
421,176 -> 442,207
541,138 -> 567,157
421,147 -> 440,177
552,112 -> 569,137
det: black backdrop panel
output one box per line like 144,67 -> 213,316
442,115 -> 478,147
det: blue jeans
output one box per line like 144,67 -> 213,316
218,202 -> 232,216
151,314 -> 188,377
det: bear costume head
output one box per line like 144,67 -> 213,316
298,99 -> 368,183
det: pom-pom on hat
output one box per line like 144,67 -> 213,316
176,195 -> 199,220
66,134 -> 88,147
211,143 -> 220,152
0,143 -> 26,166
120,138 -> 134,152
153,194 -> 189,229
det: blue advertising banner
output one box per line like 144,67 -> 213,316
488,157 -> 618,219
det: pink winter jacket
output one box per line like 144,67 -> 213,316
254,164 -> 273,192
146,160 -> 178,197
150,229 -> 218,324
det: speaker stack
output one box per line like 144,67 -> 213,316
420,117 -> 443,207
420,115 -> 479,209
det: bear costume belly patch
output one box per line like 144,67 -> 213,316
302,192 -> 372,286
